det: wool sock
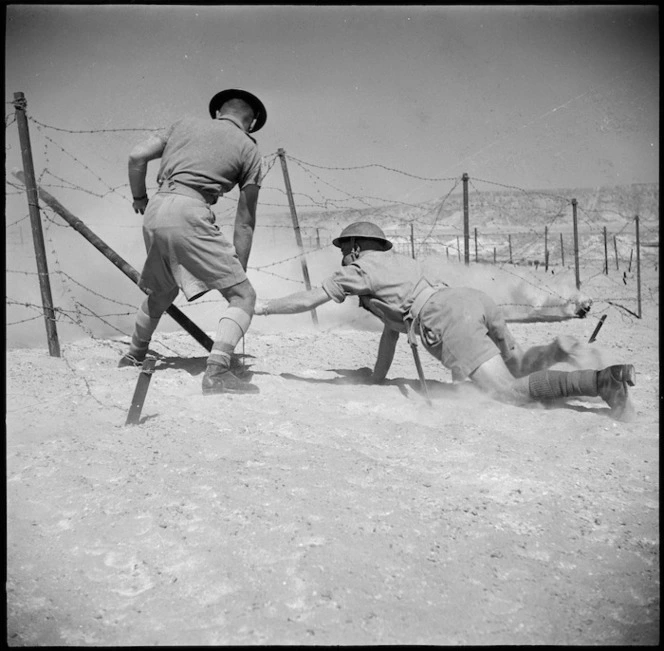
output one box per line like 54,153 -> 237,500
528,369 -> 598,401
207,307 -> 252,369
128,302 -> 161,358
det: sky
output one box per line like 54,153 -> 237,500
5,4 -> 660,213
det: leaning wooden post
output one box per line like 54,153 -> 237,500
544,226 -> 549,272
13,92 -> 61,357
603,226 -> 608,275
572,198 -> 581,290
613,235 -> 619,270
508,234 -> 513,264
560,232 -> 565,266
635,215 -> 642,318
474,227 -> 478,263
410,223 -> 416,259
13,170 -> 214,352
277,149 -> 318,326
493,246 -> 496,264
462,173 -> 470,265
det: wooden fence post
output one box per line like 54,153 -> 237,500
572,198 -> 580,290
613,235 -> 619,270
635,215 -> 642,318
410,223 -> 416,259
462,173 -> 470,265
560,232 -> 565,266
13,92 -> 61,357
474,227 -> 478,263
544,226 -> 549,272
603,226 -> 608,275
457,236 -> 461,262
508,234 -> 513,264
277,148 -> 318,327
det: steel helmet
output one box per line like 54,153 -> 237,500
208,88 -> 267,133
332,221 -> 393,251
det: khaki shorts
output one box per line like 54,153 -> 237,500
139,192 -> 247,301
418,287 -> 517,379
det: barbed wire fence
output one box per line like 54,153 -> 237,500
6,94 -> 659,365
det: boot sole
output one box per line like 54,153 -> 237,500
202,387 -> 260,395
118,355 -> 146,368
202,379 -> 260,395
607,365 -> 636,423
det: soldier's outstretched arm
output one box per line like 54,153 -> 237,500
372,324 -> 400,383
255,287 -> 331,315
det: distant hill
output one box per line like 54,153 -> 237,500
264,182 -> 659,235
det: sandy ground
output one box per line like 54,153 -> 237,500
6,268 -> 660,645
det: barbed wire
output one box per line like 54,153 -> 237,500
287,154 -> 459,183
31,126 -> 131,203
415,178 -> 462,255
288,157 -> 376,210
251,242 -> 334,271
6,113 -> 657,349
28,116 -> 160,134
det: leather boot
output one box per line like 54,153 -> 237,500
597,364 -> 636,422
118,352 -> 146,368
202,363 -> 259,395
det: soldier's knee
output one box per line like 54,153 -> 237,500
222,280 -> 256,312
145,287 -> 178,317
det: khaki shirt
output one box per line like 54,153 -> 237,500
321,250 -> 434,333
155,115 -> 262,204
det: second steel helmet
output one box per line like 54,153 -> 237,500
332,221 -> 393,251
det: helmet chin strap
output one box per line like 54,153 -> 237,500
342,237 -> 361,266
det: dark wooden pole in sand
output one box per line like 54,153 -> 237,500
13,92 -> 61,357
572,198 -> 581,290
277,148 -> 318,327
462,173 -> 470,265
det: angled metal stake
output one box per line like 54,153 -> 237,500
125,357 -> 156,425
410,343 -> 432,407
588,314 -> 607,343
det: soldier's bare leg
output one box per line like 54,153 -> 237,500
470,354 -> 636,422
202,279 -> 259,395
120,286 -> 179,367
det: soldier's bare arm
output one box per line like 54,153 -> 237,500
234,184 -> 259,270
128,134 -> 165,214
255,287 -> 331,315
372,324 -> 400,383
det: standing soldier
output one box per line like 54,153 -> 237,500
120,89 -> 267,395
255,221 -> 636,421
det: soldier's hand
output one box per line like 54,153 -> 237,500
356,366 -> 378,384
132,196 -> 148,215
254,300 -> 269,316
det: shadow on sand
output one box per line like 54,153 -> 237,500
148,358 -> 611,419
280,367 -> 459,402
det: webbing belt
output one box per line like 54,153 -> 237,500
405,284 -> 445,346
158,179 -> 217,205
